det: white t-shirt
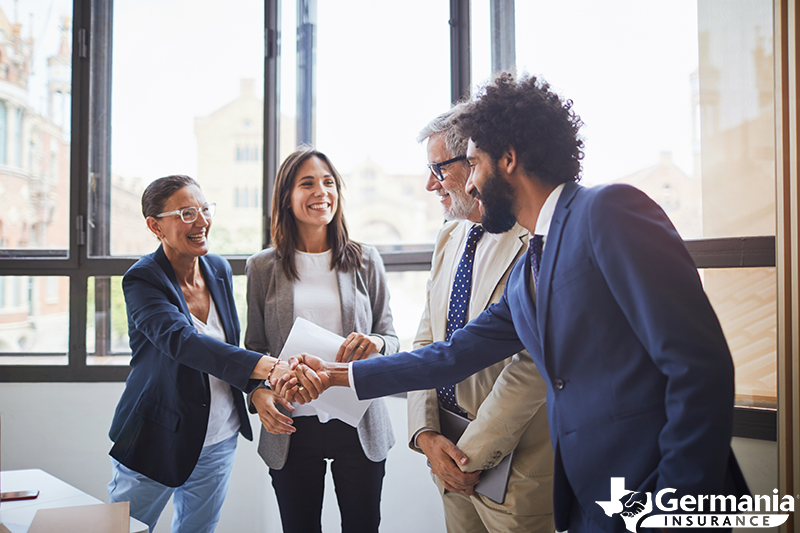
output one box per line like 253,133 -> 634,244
291,249 -> 342,422
191,297 -> 240,447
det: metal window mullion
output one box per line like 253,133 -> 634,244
85,0 -> 114,359
490,0 -> 515,74
263,0 -> 279,250
68,273 -> 89,369
774,0 -> 800,531
296,0 -> 316,146
68,0 -> 93,371
450,0 -> 470,103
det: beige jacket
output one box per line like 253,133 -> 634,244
407,220 -> 553,516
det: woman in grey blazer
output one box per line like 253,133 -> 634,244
245,147 -> 398,533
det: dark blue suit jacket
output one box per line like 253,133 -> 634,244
353,182 -> 747,531
109,246 -> 262,487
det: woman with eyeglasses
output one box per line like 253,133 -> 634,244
245,148 -> 398,533
107,175 -> 322,533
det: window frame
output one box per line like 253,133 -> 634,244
0,0 -> 788,444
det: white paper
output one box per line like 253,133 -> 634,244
277,317 -> 375,427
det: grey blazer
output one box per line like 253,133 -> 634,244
245,244 -> 398,469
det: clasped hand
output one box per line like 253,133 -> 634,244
270,333 -> 378,404
254,335 -> 374,435
253,355 -> 331,435
268,353 -> 331,405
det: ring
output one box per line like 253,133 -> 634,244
297,386 -> 305,391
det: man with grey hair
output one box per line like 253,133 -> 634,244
407,105 -> 555,532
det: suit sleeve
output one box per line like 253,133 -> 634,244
123,264 -> 262,391
353,286 -> 525,399
589,184 -> 735,496
456,350 -> 547,471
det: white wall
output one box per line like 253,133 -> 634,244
0,383 -> 444,533
0,383 -> 778,533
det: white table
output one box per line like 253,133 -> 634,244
0,469 -> 147,533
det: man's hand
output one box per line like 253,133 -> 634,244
417,431 -> 480,494
251,387 -> 295,435
276,354 -> 332,404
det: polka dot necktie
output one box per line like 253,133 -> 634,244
529,234 -> 544,286
437,224 -> 485,416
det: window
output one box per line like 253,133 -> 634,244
108,1 -> 265,258
0,0 -> 794,451
275,0 -> 450,249
0,275 -> 68,363
0,100 -> 6,164
0,0 -> 71,255
513,0 -> 777,409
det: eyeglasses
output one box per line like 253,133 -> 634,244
427,155 -> 466,182
156,203 -> 216,223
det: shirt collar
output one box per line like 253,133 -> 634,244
533,182 -> 565,238
464,222 -> 501,244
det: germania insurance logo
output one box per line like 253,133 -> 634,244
596,478 -> 794,531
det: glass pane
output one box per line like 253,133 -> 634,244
0,275 -> 68,363
278,0 -> 449,247
514,0 -> 774,240
384,270 -> 430,352
470,0 -> 491,96
0,1 -> 72,254
702,268 -> 776,408
87,275 -> 130,365
696,1 -> 775,238
109,0 -> 264,257
88,273 -> 249,365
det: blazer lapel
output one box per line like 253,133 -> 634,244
200,257 -> 236,345
338,268 -> 356,337
273,262 -> 295,351
471,224 -> 526,314
537,182 -> 580,348
431,226 -> 464,337
154,246 -> 192,319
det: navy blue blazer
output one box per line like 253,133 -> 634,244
353,182 -> 748,531
109,246 -> 263,487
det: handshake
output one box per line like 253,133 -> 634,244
252,332 -> 379,435
270,354 -> 334,405
271,331 -> 381,404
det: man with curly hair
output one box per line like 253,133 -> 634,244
294,72 -> 750,533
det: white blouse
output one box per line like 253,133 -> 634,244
191,297 -> 240,447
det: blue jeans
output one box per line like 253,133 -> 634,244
108,433 -> 238,533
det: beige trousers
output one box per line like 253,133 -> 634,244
441,489 -> 555,533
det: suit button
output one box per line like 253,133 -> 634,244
554,378 -> 565,390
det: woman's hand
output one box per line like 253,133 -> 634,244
335,333 -> 384,363
251,387 -> 295,435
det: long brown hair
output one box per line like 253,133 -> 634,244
271,147 -> 362,281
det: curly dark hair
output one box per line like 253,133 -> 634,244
454,72 -> 584,186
